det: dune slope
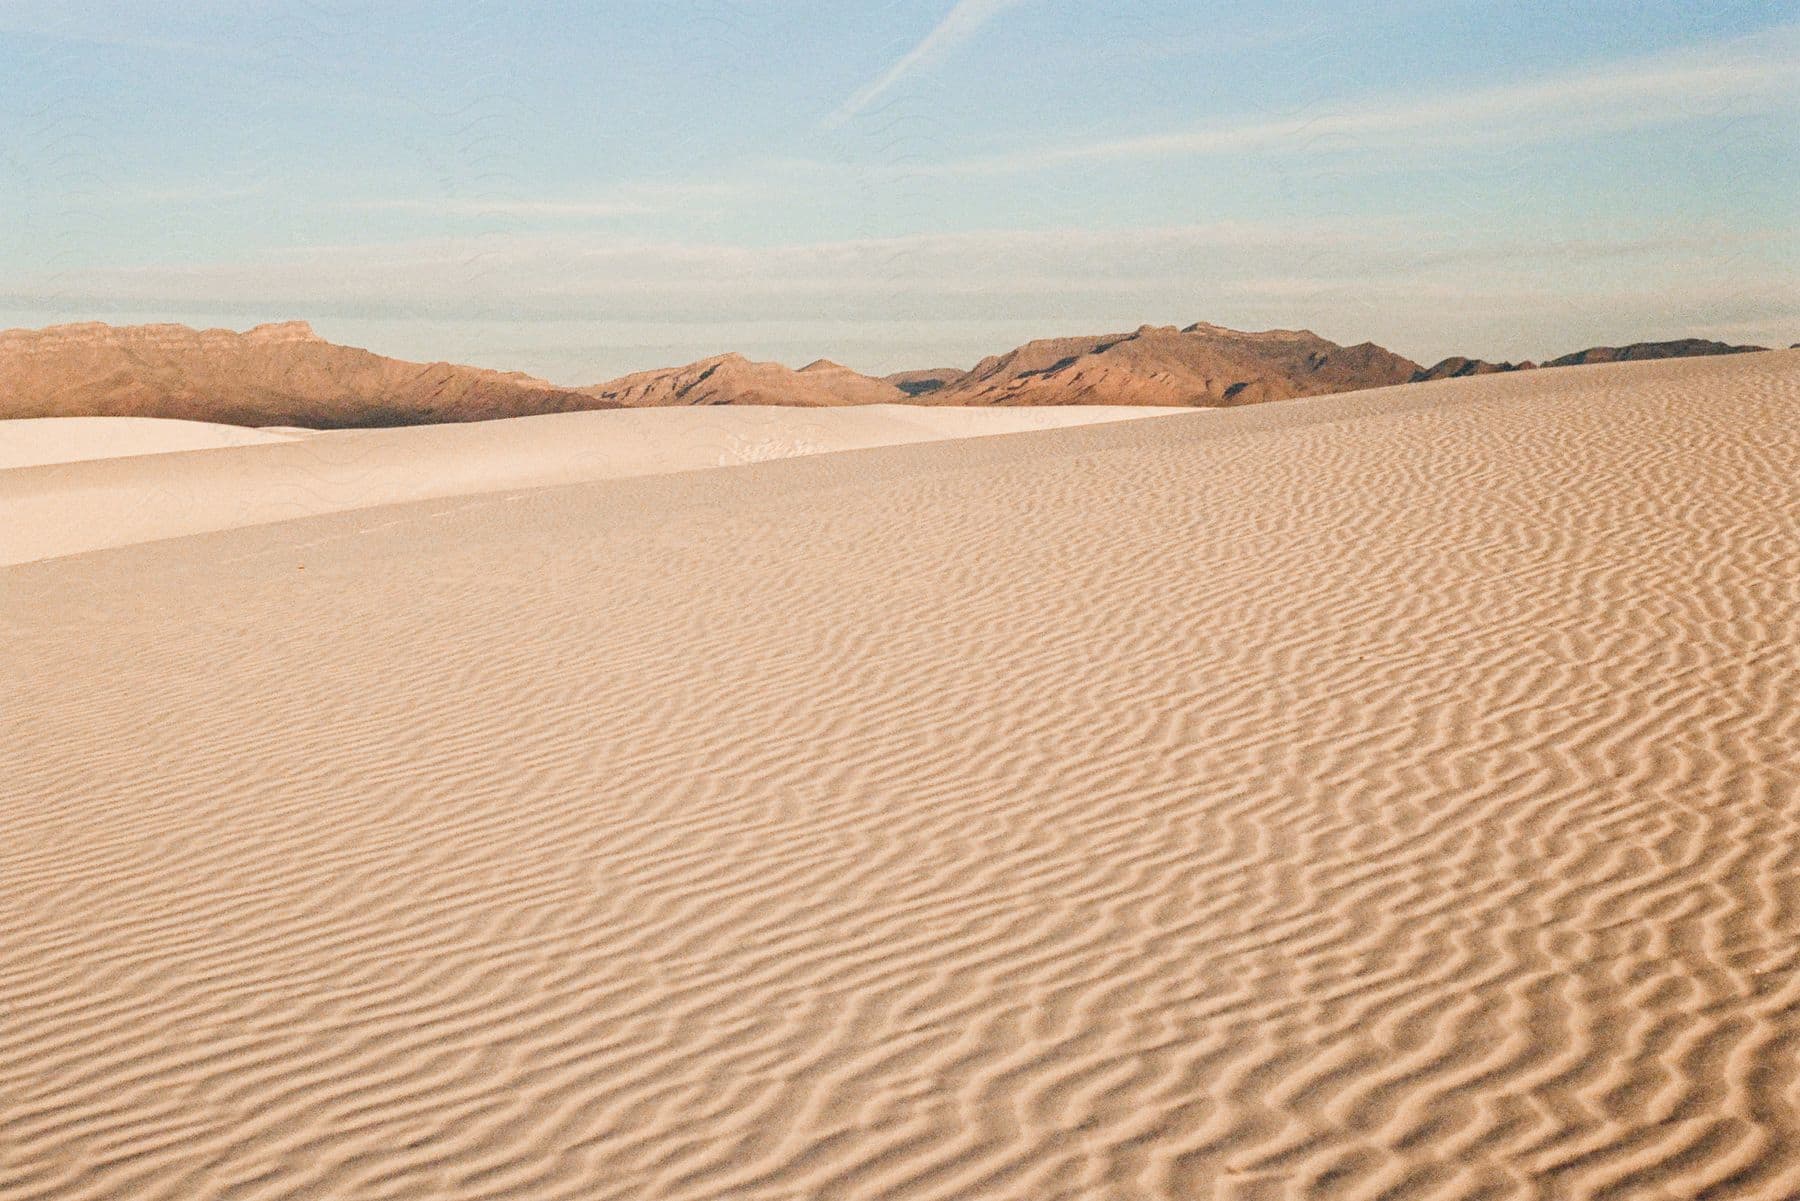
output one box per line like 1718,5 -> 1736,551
3,352 -> 1797,1200
0,404 -> 1181,564
0,416 -> 309,469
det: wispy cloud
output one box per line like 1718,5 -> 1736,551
905,23 -> 1800,175
345,198 -> 658,220
2,219 -> 1402,317
132,184 -> 269,204
337,180 -> 765,222
18,217 -> 1784,321
826,0 -> 1033,127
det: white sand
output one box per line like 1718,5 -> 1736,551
0,404 -> 1182,564
0,415 -> 307,469
3,353 -> 1797,1200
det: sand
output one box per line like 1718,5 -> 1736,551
0,404 -> 1182,565
3,352 -> 1797,1200
0,416 -> 308,470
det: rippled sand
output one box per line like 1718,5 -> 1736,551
4,352 -> 1797,1200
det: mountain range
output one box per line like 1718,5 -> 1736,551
0,319 -> 1773,429
0,321 -> 607,428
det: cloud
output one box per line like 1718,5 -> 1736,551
826,0 -> 1033,127
132,184 -> 269,203
0,220 -> 1407,337
334,180 -> 767,222
14,218 -> 1785,328
345,198 -> 658,220
904,23 -> 1800,175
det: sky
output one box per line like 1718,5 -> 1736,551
1,0 -> 1796,382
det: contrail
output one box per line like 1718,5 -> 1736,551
825,0 -> 1032,126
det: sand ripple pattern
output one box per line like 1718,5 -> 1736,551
4,352 -> 1798,1200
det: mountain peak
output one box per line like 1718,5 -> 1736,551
244,320 -> 322,343
582,352 -> 905,407
938,320 -> 1422,407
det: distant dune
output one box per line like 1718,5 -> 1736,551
0,415 -> 308,469
0,319 -> 1776,428
5,351 -> 1796,1200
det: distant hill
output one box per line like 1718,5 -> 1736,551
1543,339 -> 1767,368
581,353 -> 906,407
922,323 -> 1423,407
580,325 -> 1425,409
0,320 -> 1781,428
1413,339 -> 1770,382
0,321 -> 607,428
1413,356 -> 1536,381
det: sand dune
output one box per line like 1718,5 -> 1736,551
0,416 -> 311,470
0,404 -> 1181,564
3,351 -> 1797,1200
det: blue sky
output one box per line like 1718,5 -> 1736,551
1,0 -> 1796,381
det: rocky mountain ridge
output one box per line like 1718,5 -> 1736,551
0,320 -> 1776,428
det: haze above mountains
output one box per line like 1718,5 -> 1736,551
0,319 -> 1774,429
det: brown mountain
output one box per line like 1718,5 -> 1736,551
0,321 -> 609,428
3,320 -> 1781,430
581,353 -> 906,407
1543,338 -> 1768,368
926,322 -> 1423,407
1412,356 -> 1536,381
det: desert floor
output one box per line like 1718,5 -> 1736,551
3,354 -> 1797,1200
